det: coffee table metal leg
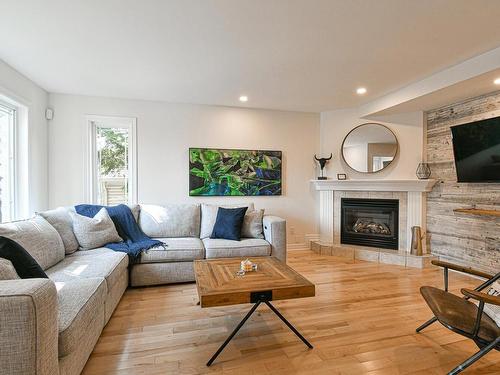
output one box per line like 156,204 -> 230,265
206,300 -> 313,366
264,301 -> 313,349
206,301 -> 262,366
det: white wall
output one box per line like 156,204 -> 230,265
0,59 -> 49,216
343,144 -> 367,172
319,108 -> 424,179
48,94 -> 320,245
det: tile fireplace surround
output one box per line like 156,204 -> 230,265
310,179 -> 437,268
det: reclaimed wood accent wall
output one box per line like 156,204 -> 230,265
426,90 -> 500,273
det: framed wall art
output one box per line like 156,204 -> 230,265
189,148 -> 282,196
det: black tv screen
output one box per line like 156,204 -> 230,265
451,116 -> 500,183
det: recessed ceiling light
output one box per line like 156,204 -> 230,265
356,87 -> 367,95
239,95 -> 248,102
494,78 -> 500,85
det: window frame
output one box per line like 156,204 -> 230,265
85,115 -> 137,205
0,99 -> 18,222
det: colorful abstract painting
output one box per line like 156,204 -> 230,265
189,148 -> 282,196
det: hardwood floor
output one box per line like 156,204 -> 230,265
82,250 -> 500,374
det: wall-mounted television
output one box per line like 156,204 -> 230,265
451,115 -> 500,183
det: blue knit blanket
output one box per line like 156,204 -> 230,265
75,204 -> 164,262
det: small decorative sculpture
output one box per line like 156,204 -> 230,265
416,162 -> 431,179
314,154 -> 332,180
236,259 -> 258,276
241,259 -> 254,272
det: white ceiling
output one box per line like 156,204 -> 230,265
0,0 -> 499,113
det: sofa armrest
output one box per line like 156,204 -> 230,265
0,279 -> 59,375
263,215 -> 287,263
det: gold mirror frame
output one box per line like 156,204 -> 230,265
341,123 -> 399,174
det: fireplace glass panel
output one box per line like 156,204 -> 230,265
341,198 -> 399,250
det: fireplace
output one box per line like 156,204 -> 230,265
341,198 -> 399,250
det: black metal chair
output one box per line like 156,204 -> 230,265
416,260 -> 500,374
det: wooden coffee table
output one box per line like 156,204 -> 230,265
193,256 -> 315,366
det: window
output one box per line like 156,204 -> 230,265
86,116 -> 137,205
0,101 -> 16,222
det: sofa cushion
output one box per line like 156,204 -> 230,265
203,238 -> 271,259
139,238 -> 204,263
47,248 -> 128,289
38,207 -> 79,254
139,204 -> 200,238
0,216 -> 65,270
200,203 -> 255,239
56,277 -> 106,357
69,208 -> 122,250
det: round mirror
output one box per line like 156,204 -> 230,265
341,123 -> 398,173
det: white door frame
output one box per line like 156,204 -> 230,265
0,99 -> 17,221
85,115 -> 137,204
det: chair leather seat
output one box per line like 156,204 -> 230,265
421,286 -> 500,343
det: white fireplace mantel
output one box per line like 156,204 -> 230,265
311,179 -> 437,252
310,179 -> 437,192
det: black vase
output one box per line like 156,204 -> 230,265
416,163 -> 431,179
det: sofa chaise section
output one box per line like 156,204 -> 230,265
0,260 -> 127,375
0,279 -> 59,375
0,215 -> 129,375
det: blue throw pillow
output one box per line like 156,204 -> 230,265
0,236 -> 48,279
211,207 -> 248,241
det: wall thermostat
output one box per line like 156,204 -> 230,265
45,108 -> 54,120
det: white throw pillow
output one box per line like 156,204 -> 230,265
200,203 -> 255,239
483,280 -> 500,327
241,209 -> 265,239
69,208 -> 122,251
0,258 -> 19,280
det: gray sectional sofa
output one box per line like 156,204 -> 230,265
0,203 -> 286,375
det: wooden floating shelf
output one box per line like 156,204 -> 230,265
453,208 -> 500,217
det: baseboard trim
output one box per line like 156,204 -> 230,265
287,243 -> 310,251
286,233 -> 320,251
304,233 -> 320,242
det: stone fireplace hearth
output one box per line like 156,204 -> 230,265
310,179 -> 437,268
